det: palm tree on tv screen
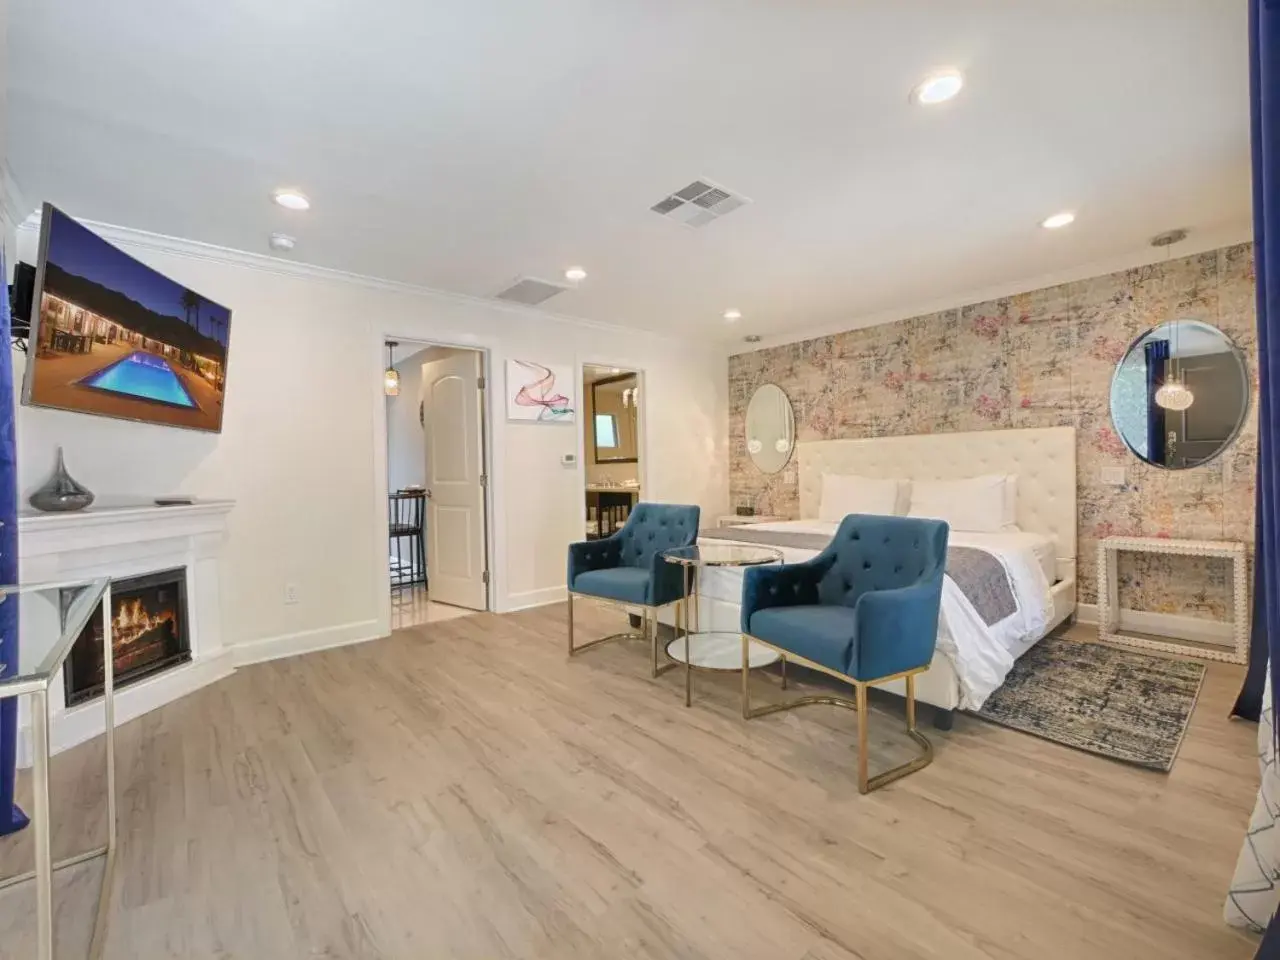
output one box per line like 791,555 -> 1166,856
179,288 -> 201,337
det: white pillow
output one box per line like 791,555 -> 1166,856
818,474 -> 904,521
908,475 -> 1008,533
1002,474 -> 1019,530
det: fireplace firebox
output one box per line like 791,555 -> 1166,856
62,568 -> 191,708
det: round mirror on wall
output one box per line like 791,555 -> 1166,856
745,383 -> 796,474
1109,319 -> 1249,470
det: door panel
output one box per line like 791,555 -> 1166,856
422,351 -> 487,610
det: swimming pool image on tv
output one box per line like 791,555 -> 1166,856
77,351 -> 198,408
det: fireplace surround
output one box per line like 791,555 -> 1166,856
18,499 -> 234,759
62,567 -> 192,707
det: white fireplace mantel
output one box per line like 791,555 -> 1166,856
17,499 -> 235,759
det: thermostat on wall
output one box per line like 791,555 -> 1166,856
561,453 -> 577,467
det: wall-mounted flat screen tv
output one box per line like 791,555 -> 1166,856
21,204 -> 232,432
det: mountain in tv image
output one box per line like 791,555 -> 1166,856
26,207 -> 232,432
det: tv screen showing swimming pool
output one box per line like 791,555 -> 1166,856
21,204 -> 232,432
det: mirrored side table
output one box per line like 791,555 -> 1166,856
661,544 -> 783,707
0,578 -> 116,960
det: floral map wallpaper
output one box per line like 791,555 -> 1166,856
728,243 -> 1257,620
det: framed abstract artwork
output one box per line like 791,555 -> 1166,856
505,359 -> 576,423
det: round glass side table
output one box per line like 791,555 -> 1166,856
661,544 -> 783,707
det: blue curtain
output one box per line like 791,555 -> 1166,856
0,249 -> 27,835
1237,0 -> 1280,728
1239,5 -> 1280,955
1144,339 -> 1169,465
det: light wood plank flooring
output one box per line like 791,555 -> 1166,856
0,604 -> 1262,958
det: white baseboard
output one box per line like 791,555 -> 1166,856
18,649 -> 236,767
230,619 -> 384,667
503,586 -> 566,612
1075,602 -> 1234,647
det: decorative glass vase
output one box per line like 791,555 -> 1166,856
29,447 -> 95,513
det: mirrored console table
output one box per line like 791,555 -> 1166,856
0,577 -> 116,960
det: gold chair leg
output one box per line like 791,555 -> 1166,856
648,609 -> 657,677
566,593 -> 652,660
739,637 -> 934,794
567,591 -> 574,656
906,674 -> 916,731
856,683 -> 869,794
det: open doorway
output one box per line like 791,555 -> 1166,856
582,364 -> 641,540
383,339 -> 491,629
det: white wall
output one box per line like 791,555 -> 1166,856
13,220 -> 729,656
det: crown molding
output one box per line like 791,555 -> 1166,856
15,211 -> 698,347
727,221 -> 1254,356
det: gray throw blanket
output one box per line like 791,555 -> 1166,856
699,525 -> 1017,626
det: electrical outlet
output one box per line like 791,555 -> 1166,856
1100,466 -> 1126,487
284,583 -> 300,605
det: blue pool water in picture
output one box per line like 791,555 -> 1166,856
78,351 -> 197,408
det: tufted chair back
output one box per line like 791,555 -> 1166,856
614,502 -> 700,568
816,514 -> 948,609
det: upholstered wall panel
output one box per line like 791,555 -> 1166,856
728,244 -> 1257,618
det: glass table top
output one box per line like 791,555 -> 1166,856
0,578 -> 110,696
662,544 -> 783,567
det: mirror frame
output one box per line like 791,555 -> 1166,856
591,373 -> 639,465
744,382 -> 796,475
1109,319 -> 1250,471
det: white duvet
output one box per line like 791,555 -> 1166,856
700,520 -> 1054,709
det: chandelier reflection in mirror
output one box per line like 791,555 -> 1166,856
1109,319 -> 1249,469
745,383 -> 795,474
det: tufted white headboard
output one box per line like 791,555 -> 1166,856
798,426 -> 1076,580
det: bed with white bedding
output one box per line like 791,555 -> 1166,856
678,427 -> 1078,719
696,520 -> 1058,709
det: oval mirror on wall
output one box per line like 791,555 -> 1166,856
745,383 -> 796,474
1109,319 -> 1249,470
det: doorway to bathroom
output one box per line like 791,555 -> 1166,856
582,365 -> 642,540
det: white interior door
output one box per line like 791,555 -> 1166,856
421,350 -> 487,610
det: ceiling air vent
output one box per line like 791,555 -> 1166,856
650,179 -> 751,228
494,276 -> 570,306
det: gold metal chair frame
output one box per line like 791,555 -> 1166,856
740,634 -> 933,794
567,591 -> 684,678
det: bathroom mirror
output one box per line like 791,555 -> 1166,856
745,383 -> 795,474
592,373 -> 639,464
1109,319 -> 1249,469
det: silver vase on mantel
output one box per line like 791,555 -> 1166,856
29,447 -> 95,513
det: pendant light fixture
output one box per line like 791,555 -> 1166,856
384,341 -> 401,396
1150,230 -> 1195,412
1155,315 -> 1195,410
1154,378 -> 1194,411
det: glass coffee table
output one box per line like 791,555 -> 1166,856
661,544 -> 783,707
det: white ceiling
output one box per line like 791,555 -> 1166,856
6,1 -> 1251,344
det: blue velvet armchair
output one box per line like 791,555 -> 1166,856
567,502 -> 700,675
740,514 -> 948,793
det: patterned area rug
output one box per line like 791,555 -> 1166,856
974,637 -> 1206,772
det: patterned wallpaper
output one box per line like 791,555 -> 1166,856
728,244 -> 1257,619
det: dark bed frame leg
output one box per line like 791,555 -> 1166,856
629,613 -> 642,629
933,708 -> 955,731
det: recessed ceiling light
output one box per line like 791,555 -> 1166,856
564,266 -> 587,282
911,70 -> 963,105
723,308 -> 742,322
1041,211 -> 1076,229
268,233 -> 296,251
272,188 -> 310,211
